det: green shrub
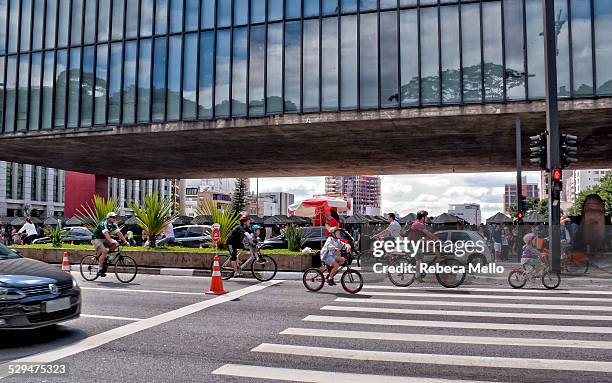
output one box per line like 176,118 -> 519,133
44,222 -> 65,248
286,224 -> 303,252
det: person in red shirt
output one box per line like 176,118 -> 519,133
325,209 -> 341,236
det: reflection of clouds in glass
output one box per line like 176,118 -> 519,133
595,2 -> 612,93
360,13 -> 378,108
380,11 -> 398,106
572,0 -> 594,95
303,20 -> 320,110
322,18 -> 338,109
267,23 -> 283,112
285,22 -> 301,111
341,15 -> 357,108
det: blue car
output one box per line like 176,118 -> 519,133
0,243 -> 81,329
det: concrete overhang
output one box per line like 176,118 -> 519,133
0,98 -> 611,179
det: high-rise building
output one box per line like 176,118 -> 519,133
503,176 -> 539,213
325,176 -> 381,215
563,169 -> 611,207
0,162 -> 64,217
107,177 -> 172,216
249,192 -> 295,217
448,204 -> 481,225
181,179 -> 238,216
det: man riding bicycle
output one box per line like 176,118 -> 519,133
407,210 -> 440,282
227,214 -> 252,277
92,212 -> 129,278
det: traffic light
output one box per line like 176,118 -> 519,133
551,168 -> 563,202
529,133 -> 547,170
560,133 -> 577,169
517,211 -> 524,224
517,195 -> 526,224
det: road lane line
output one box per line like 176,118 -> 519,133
0,280 -> 284,380
253,343 -> 612,373
321,305 -> 612,321
280,327 -> 612,350
359,291 -> 612,303
79,287 -> 205,295
303,315 -> 612,333
212,364 -> 501,383
362,286 -> 612,296
335,297 -> 612,312
80,314 -> 144,321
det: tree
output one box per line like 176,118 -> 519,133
230,178 -> 249,214
507,197 -> 548,218
75,195 -> 121,231
567,172 -> 612,217
130,193 -> 177,248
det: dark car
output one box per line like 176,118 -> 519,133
263,226 -> 353,250
156,225 -> 212,248
0,243 -> 81,329
33,226 -> 94,245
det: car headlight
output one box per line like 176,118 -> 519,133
0,287 -> 26,301
72,276 -> 79,288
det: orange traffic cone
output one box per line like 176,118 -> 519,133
62,251 -> 71,273
206,255 -> 227,295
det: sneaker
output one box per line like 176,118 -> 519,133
234,272 -> 245,278
97,270 -> 106,278
256,257 -> 267,264
327,279 -> 336,286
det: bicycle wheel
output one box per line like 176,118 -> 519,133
80,255 -> 100,281
212,255 -> 235,280
435,258 -> 467,288
341,269 -> 363,294
114,256 -> 138,283
386,256 -> 416,287
508,269 -> 527,288
302,268 -> 325,292
542,271 -> 561,289
565,260 -> 589,274
251,255 -> 278,282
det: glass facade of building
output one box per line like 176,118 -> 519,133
0,0 -> 610,133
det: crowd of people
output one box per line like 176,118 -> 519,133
0,218 -> 42,246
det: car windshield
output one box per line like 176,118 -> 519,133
0,243 -> 21,259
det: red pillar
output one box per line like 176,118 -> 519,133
63,172 -> 109,217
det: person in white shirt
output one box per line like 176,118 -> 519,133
320,227 -> 348,286
162,222 -> 175,245
374,213 -> 401,240
18,218 -> 39,244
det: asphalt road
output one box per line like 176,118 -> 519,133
1,272 -> 612,382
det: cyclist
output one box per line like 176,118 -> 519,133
407,210 -> 440,282
321,227 -> 349,286
520,233 -> 542,273
227,214 -> 251,277
244,224 -> 266,264
373,212 -> 401,240
92,212 -> 129,277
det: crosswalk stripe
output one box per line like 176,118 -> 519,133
320,305 -> 612,321
359,291 -> 612,303
280,327 -> 612,350
81,314 -> 143,321
303,315 -> 612,333
361,286 -> 612,296
212,363 -> 501,383
252,343 -> 612,372
336,297 -> 612,312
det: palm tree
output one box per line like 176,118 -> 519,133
130,194 -> 177,248
196,198 -> 239,248
75,195 -> 120,231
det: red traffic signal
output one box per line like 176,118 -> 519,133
551,168 -> 562,181
517,211 -> 524,221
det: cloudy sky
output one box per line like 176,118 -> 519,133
251,171 -> 541,219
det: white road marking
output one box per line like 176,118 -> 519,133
280,327 -> 612,350
80,314 -> 143,321
359,291 -> 612,303
362,285 -> 612,296
303,315 -> 612,334
335,297 -> 612,312
252,343 -> 612,372
212,364 -> 501,383
0,280 -> 283,380
321,305 -> 612,321
79,287 -> 205,295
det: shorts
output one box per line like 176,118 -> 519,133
494,243 -> 502,252
92,239 -> 113,255
520,257 -> 539,268
228,244 -> 238,261
321,254 -> 337,266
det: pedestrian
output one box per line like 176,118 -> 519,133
501,227 -> 511,261
126,230 -> 136,247
12,228 -> 22,245
162,221 -> 175,246
493,225 -> 502,262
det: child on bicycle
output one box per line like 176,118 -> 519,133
243,225 -> 266,264
521,233 -> 544,274
321,227 -> 349,286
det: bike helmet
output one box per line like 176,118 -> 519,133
250,224 -> 262,231
239,214 -> 250,222
416,210 -> 429,220
523,233 -> 536,244
328,226 -> 340,235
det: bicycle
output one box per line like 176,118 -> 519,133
302,252 -> 364,294
214,243 -> 278,282
80,246 -> 138,283
385,252 -> 467,288
508,253 -> 560,289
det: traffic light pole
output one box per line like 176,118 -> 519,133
543,0 -> 561,273
516,118 -> 523,216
